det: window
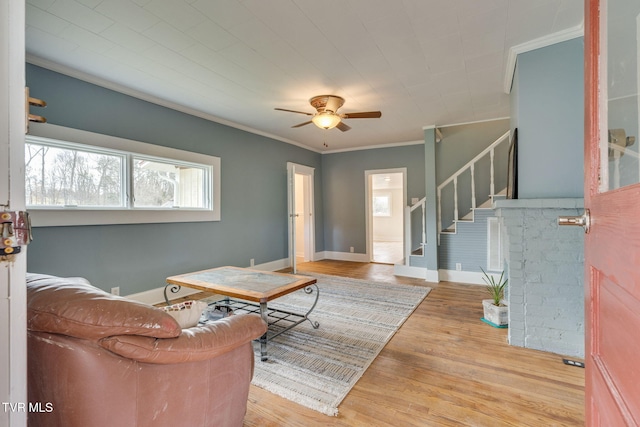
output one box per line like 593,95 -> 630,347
26,124 -> 220,226
132,157 -> 208,209
373,194 -> 391,217
26,141 -> 126,208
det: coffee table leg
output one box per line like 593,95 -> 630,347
163,284 -> 181,305
260,301 -> 268,361
303,284 -> 320,329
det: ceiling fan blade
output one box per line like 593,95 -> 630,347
342,111 -> 382,119
292,120 -> 313,128
336,122 -> 351,132
275,108 -> 314,116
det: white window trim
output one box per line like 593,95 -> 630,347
27,123 -> 220,227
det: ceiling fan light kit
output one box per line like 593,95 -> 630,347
275,95 -> 381,132
312,112 -> 341,129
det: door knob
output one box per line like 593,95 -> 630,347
558,209 -> 590,233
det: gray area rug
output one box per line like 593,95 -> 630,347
237,273 -> 431,416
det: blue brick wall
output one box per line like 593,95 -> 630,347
496,200 -> 585,358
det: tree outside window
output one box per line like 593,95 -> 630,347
373,194 -> 391,217
25,142 -> 124,207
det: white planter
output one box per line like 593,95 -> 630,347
482,299 -> 508,326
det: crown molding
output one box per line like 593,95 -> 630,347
437,116 -> 510,129
26,54 -> 322,153
321,139 -> 423,154
503,23 -> 584,94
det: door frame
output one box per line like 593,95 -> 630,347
1,0 -> 28,426
365,168 -> 407,263
287,162 -> 315,273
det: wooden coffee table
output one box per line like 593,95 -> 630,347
165,266 -> 319,361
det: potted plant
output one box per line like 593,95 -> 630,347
480,267 -> 508,327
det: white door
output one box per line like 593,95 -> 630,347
1,0 -> 28,426
287,163 -> 315,273
295,173 -> 313,263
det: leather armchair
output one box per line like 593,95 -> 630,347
26,273 -> 267,427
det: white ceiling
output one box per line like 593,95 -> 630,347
371,172 -> 403,190
25,0 -> 584,152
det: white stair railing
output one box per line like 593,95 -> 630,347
404,197 -> 426,265
437,131 -> 510,238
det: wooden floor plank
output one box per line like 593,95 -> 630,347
183,260 -> 585,426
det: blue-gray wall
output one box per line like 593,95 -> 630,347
26,64 -> 323,294
321,144 -> 425,255
500,39 -> 586,356
513,38 -> 584,198
436,119 -> 510,185
439,209 -> 495,272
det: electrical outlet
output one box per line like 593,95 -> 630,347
350,246 -> 354,253
455,263 -> 462,271
250,258 -> 255,267
110,286 -> 120,296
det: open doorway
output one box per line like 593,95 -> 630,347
287,163 -> 315,273
294,173 -> 311,264
366,169 -> 406,264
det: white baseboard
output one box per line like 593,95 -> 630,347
393,266 -> 489,284
392,264 -> 440,283
426,269 -> 440,283
393,264 -> 426,279
250,258 -> 289,272
438,269 -> 486,285
126,286 -> 201,306
319,251 -> 370,262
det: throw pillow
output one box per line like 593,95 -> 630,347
161,300 -> 208,329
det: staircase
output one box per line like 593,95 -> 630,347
400,130 -> 511,277
437,131 -> 510,240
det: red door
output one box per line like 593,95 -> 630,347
585,0 -> 640,424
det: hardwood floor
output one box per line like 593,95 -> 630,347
242,260 -> 585,427
372,240 -> 403,264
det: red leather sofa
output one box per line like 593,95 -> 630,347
26,273 -> 266,427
